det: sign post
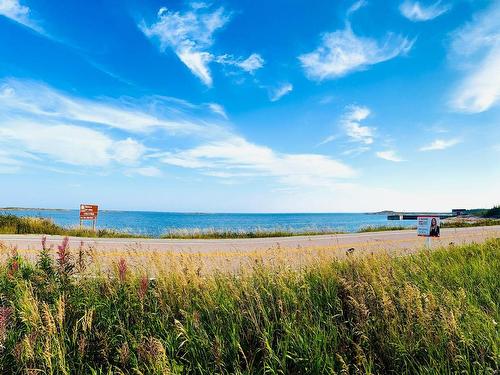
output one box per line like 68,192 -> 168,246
417,216 -> 440,248
79,204 -> 98,231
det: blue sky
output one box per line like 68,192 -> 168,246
0,0 -> 499,212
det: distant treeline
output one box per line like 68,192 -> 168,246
465,206 -> 500,218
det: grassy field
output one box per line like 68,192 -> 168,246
2,214 -> 500,240
0,238 -> 498,374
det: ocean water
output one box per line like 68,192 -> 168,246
1,209 -> 417,237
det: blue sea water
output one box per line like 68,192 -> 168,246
1,209 -> 416,237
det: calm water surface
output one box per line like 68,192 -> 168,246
1,209 -> 416,237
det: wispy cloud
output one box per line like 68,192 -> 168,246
299,3 -> 413,81
320,105 -> 375,146
343,105 -> 375,145
449,2 -> 500,113
399,1 -> 451,22
0,149 -> 22,174
126,166 -> 163,177
0,78 -> 228,172
0,0 -> 41,32
0,120 -> 146,167
159,136 -> 356,187
376,150 -> 405,162
140,4 -> 230,86
269,83 -> 293,102
419,138 -> 461,151
207,103 -> 228,119
216,53 -> 265,74
0,78 -> 355,187
0,79 -> 209,135
140,4 -> 263,86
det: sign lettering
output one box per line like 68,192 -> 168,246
417,216 -> 440,237
80,204 -> 98,220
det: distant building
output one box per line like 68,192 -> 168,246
452,209 -> 467,216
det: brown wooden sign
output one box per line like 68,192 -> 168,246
80,204 -> 98,220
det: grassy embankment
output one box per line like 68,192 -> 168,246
0,237 -> 498,374
1,214 -> 500,239
0,214 -> 144,238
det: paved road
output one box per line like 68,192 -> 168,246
1,225 -> 499,255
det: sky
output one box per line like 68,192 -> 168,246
0,0 -> 499,213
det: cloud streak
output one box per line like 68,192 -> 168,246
419,138 -> 461,151
216,53 -> 265,74
0,78 -> 356,187
320,105 -> 375,147
399,1 -> 451,22
0,120 -> 145,167
376,150 -> 405,162
299,3 -> 413,81
0,79 -> 209,135
159,136 -> 356,187
449,2 -> 500,113
140,4 -> 263,86
0,0 -> 41,32
269,83 -> 293,102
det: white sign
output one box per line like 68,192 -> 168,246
417,216 -> 440,237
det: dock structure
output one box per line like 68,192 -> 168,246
387,210 -> 461,220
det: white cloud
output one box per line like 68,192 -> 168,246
399,1 -> 451,22
0,149 -> 22,173
140,5 -> 230,86
342,146 -> 370,156
237,53 -> 265,73
419,138 -> 461,151
376,150 -> 405,162
343,105 -> 375,144
140,4 -> 263,86
449,2 -> 500,113
159,136 -> 356,187
317,134 -> 338,146
0,0 -> 40,31
215,53 -> 265,74
0,79 -> 207,135
347,0 -> 367,16
0,78 -> 230,172
0,121 -> 146,167
126,166 -> 163,177
299,25 -> 413,80
113,138 -> 146,165
177,49 -> 214,86
0,78 -> 356,187
320,105 -> 375,146
269,83 -> 293,102
207,103 -> 228,119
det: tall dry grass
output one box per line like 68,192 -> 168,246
0,238 -> 498,374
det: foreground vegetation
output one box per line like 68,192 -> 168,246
0,238 -> 498,374
0,214 -> 144,238
161,227 -> 344,239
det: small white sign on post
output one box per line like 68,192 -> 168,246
417,216 -> 440,247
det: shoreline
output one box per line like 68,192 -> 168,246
1,212 -> 499,239
0,207 -> 390,215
